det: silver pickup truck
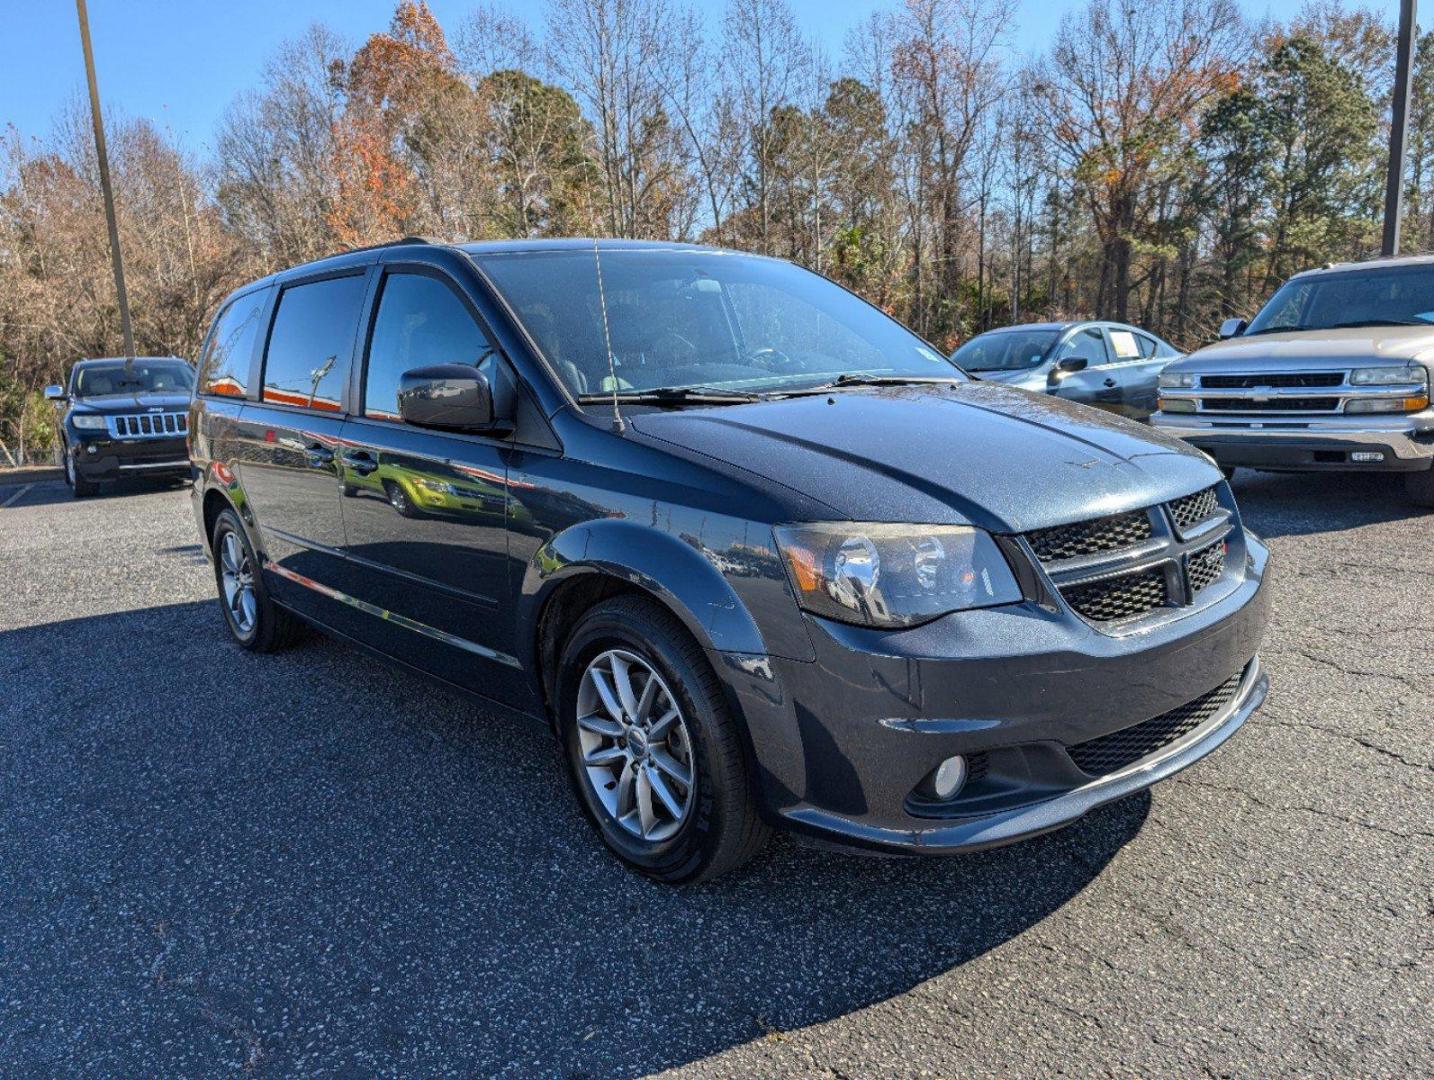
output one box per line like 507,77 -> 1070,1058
1151,255 -> 1434,506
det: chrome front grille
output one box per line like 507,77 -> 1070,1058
106,412 -> 188,439
1022,484 -> 1236,630
1066,671 -> 1245,776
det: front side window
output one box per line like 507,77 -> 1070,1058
73,360 -> 194,396
951,330 -> 1059,372
199,289 -> 267,398
1246,265 -> 1434,335
364,273 -> 491,422
261,274 -> 368,412
475,249 -> 959,397
1056,328 -> 1109,365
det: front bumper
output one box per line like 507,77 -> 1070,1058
720,535 -> 1271,854
1151,412 -> 1434,471
71,435 -> 190,481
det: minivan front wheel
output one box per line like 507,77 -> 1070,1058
556,595 -> 769,883
211,508 -> 302,652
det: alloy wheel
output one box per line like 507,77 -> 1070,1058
218,530 -> 257,635
576,648 -> 695,841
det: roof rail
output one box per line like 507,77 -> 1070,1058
337,235 -> 442,256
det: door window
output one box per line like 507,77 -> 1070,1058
199,289 -> 267,398
1056,328 -> 1109,366
261,274 -> 367,412
364,273 -> 492,422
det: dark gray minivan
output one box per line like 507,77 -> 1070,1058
189,238 -> 1270,882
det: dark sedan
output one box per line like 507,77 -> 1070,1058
953,321 -> 1183,420
46,357 -> 194,497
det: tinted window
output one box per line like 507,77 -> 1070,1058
262,275 -> 368,412
1056,328 -> 1109,364
364,273 -> 491,421
199,290 -> 267,398
952,330 -> 1059,371
476,250 -> 958,396
74,360 -> 194,397
1246,265 -> 1434,334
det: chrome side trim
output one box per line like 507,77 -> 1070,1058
263,560 -> 521,668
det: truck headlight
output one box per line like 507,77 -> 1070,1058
775,523 -> 1022,628
1158,371 -> 1196,388
1349,365 -> 1426,386
71,414 -> 106,429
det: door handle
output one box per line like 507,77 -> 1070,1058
304,443 -> 334,468
1103,378 -> 1118,388
342,450 -> 379,476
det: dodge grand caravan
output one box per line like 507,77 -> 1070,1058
189,238 -> 1271,883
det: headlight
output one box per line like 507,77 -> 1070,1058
412,477 -> 450,493
1349,365 -> 1426,386
1158,371 -> 1195,388
71,414 -> 106,429
774,523 -> 1022,628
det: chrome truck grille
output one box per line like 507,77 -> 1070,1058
1193,371 -> 1347,415
106,412 -> 189,439
1021,485 -> 1233,630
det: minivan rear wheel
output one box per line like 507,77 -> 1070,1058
211,507 -> 303,652
556,595 -> 769,883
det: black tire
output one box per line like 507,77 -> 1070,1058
1405,466 -> 1434,508
63,442 -> 98,497
211,507 -> 303,652
556,594 -> 769,884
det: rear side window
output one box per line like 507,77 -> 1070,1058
261,274 -> 368,412
364,273 -> 491,421
199,290 -> 267,398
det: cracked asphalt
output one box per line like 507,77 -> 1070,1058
0,471 -> 1429,1078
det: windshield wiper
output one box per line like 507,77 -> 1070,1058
1321,318 -> 1430,329
786,373 -> 964,394
579,386 -> 764,407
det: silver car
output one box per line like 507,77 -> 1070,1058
1151,255 -> 1434,507
953,321 -> 1183,420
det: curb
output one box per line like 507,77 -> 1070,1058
0,466 -> 63,486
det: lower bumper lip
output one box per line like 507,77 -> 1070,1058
781,656 -> 1267,854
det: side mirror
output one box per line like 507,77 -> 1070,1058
1218,318 -> 1247,340
1050,356 -> 1088,382
44,384 -> 66,401
397,362 -> 514,433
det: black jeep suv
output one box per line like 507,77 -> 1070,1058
46,357 -> 194,497
189,238 -> 1270,883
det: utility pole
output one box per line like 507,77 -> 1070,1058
76,0 -> 134,358
1382,0 -> 1418,257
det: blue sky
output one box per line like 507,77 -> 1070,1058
5,0 -> 1315,156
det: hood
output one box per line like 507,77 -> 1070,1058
629,382 -> 1219,533
971,367 -> 1049,390
1178,326 -> 1434,372
72,390 -> 192,414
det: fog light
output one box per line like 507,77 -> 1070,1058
86,444 -> 97,455
1351,451 -> 1385,463
931,755 -> 968,800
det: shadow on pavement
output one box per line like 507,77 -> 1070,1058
1229,468 -> 1430,538
0,477 -> 190,510
1,599 -> 1148,1078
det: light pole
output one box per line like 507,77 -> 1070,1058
75,0 -> 134,358
1383,0 -> 1418,257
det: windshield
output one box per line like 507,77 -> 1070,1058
951,329 -> 1059,371
1246,265 -> 1434,335
73,361 -> 194,396
474,249 -> 960,397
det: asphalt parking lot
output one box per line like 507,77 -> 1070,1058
1,472 -> 1429,1078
